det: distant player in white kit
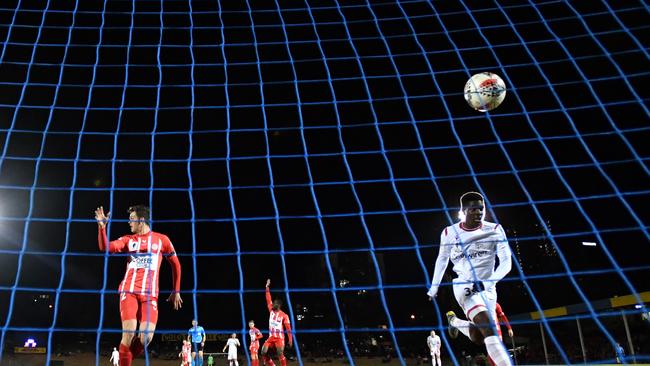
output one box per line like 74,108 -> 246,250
427,331 -> 441,366
110,347 -> 120,366
223,333 -> 241,366
428,192 -> 513,366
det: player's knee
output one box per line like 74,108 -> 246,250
121,332 -> 135,345
140,333 -> 153,346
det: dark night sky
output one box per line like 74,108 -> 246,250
0,0 -> 648,359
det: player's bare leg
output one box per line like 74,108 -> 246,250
472,311 -> 511,366
275,346 -> 287,366
251,351 -> 259,366
130,321 -> 156,358
119,320 -> 137,366
261,345 -> 276,366
447,311 -> 486,344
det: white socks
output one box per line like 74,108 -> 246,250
484,335 -> 511,366
451,317 -> 472,339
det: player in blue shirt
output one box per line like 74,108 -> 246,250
188,319 -> 206,366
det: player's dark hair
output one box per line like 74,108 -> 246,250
460,191 -> 484,209
274,298 -> 283,307
248,320 -> 254,323
128,205 -> 150,226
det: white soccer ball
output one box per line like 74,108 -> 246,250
464,72 -> 506,112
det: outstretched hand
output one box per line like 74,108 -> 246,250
167,292 -> 183,310
94,206 -> 110,228
266,279 -> 271,288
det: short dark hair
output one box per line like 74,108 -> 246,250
460,192 -> 484,209
274,298 -> 283,307
248,320 -> 255,323
128,205 -> 150,226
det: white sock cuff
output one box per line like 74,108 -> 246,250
484,335 -> 500,345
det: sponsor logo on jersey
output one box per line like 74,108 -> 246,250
452,250 -> 490,261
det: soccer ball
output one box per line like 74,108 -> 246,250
464,72 -> 506,112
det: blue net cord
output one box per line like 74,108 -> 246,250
215,1 -> 252,365
43,1 -> 84,365
96,0 -> 135,364
363,0 -> 560,362
0,0 -> 55,362
550,2 -> 649,176
0,2 -> 644,42
301,1 -> 408,363
491,0 -> 649,320
186,0 -> 209,364
448,0 -> 647,359
242,0 -> 304,363
271,0 -> 354,363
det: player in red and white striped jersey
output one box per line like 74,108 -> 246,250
95,205 -> 183,366
261,279 -> 293,366
249,320 -> 263,366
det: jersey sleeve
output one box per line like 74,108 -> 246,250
283,314 -> 293,344
428,228 -> 452,298
487,225 -> 512,288
98,226 -> 130,253
265,286 -> 273,312
161,235 -> 182,293
256,329 -> 263,340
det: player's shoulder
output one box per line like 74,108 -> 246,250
151,231 -> 171,241
482,221 -> 504,233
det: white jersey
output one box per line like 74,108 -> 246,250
428,221 -> 512,298
110,350 -> 119,364
427,335 -> 441,353
226,338 -> 240,359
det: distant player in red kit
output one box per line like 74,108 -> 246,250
249,320 -> 263,366
261,279 -> 293,366
95,205 -> 182,366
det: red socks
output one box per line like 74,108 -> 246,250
252,359 -> 259,366
279,354 -> 287,366
263,355 -> 276,366
119,343 -> 132,366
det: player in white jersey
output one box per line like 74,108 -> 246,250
427,192 -> 513,366
110,347 -> 120,366
223,333 -> 241,366
427,331 -> 441,366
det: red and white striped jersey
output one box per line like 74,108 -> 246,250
249,327 -> 262,345
99,227 -> 181,298
265,287 -> 292,343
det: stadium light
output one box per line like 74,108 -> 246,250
635,304 -> 643,309
581,242 -> 597,247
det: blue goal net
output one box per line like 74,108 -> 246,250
0,0 -> 648,365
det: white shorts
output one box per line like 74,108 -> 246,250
430,351 -> 440,357
228,351 -> 237,360
452,278 -> 497,321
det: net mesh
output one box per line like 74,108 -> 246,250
0,0 -> 648,365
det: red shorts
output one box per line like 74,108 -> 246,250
120,292 -> 158,323
263,337 -> 284,350
250,342 -> 260,353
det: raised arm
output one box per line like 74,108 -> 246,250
95,206 -> 129,253
427,228 -> 452,299
265,279 -> 273,312
487,225 -> 512,288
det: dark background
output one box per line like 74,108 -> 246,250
0,0 -> 648,363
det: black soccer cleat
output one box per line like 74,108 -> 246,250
446,311 -> 459,339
